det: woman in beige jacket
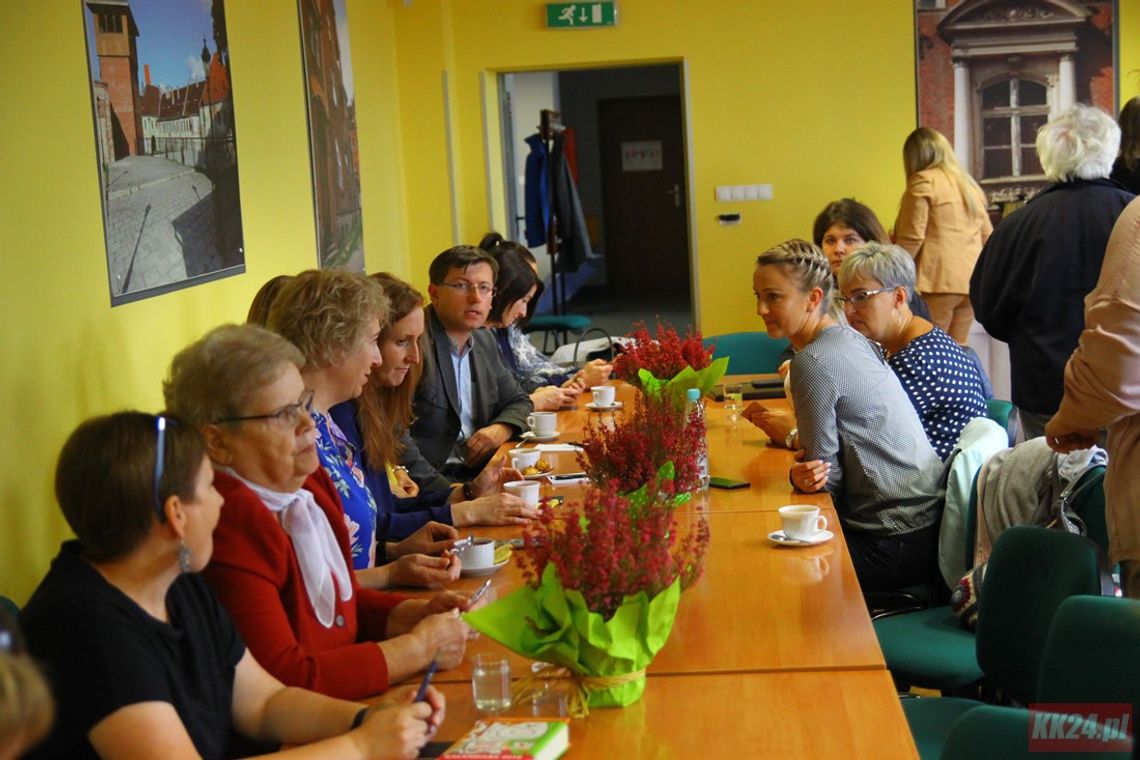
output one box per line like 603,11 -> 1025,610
1046,196 -> 1140,600
893,127 -> 992,344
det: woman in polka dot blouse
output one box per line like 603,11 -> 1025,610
837,242 -> 988,460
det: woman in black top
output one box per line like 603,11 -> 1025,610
1110,96 -> 1140,194
21,411 -> 444,760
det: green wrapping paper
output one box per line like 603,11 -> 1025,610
637,356 -> 729,409
463,564 -> 682,709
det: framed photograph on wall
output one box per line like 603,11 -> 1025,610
82,0 -> 245,306
914,0 -> 1118,206
297,0 -> 364,271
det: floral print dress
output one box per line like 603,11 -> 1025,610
313,411 -> 378,570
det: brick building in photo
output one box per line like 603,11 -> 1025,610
916,0 -> 1116,203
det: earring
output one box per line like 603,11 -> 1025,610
178,540 -> 192,574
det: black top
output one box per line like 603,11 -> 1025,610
1111,157 -> 1140,195
969,178 -> 1135,415
22,541 -> 245,760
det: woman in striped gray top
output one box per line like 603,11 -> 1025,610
746,239 -> 945,591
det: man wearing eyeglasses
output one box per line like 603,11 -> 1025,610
404,245 -> 533,490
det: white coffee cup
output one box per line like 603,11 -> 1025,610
458,538 -> 495,569
504,479 -> 540,507
591,385 -> 616,407
526,412 -> 558,437
778,505 -> 828,541
511,449 -> 541,471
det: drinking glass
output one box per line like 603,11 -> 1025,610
724,383 -> 743,418
471,654 -> 512,712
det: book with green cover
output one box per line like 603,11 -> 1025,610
440,717 -> 569,760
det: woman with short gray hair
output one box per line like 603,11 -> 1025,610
971,104 -> 1134,440
838,243 -> 988,460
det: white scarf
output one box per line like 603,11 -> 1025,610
223,469 -> 353,628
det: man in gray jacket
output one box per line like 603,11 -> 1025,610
405,245 -> 533,490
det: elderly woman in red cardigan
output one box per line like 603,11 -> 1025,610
164,323 -> 469,700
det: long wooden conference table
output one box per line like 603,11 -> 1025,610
393,379 -> 919,758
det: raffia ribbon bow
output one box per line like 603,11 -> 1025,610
511,662 -> 647,719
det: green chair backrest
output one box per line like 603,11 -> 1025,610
985,399 -> 1018,447
703,332 -> 789,375
975,527 -> 1106,705
1039,596 -> 1140,707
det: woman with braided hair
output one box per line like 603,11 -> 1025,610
743,239 -> 945,591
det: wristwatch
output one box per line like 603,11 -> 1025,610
785,428 -> 798,450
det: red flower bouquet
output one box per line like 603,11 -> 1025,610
463,476 -> 709,714
577,392 -> 705,497
613,320 -> 713,385
518,481 -> 709,620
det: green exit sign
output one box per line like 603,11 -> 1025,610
546,2 -> 617,29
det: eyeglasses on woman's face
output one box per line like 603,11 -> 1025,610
215,388 -> 316,430
835,287 -> 893,310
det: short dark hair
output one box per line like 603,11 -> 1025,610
55,412 -> 204,562
489,250 -> 542,325
427,245 -> 499,285
811,199 -> 889,248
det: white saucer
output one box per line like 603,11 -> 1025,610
461,559 -> 509,578
585,401 -> 624,411
520,431 -> 560,442
522,467 -> 556,481
768,529 -> 834,547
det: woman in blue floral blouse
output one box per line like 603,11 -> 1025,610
267,270 -> 462,590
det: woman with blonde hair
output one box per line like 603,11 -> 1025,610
265,271 -> 462,588
894,127 -> 992,344
329,273 -> 538,542
742,240 -> 944,591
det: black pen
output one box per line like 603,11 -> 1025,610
413,649 -> 442,702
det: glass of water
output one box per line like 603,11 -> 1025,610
471,654 -> 512,713
724,383 -> 744,418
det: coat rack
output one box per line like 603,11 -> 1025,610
540,108 -> 565,314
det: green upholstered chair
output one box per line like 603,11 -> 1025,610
702,332 -> 789,375
941,596 -> 1140,760
901,528 -> 1109,760
873,471 -> 984,692
985,398 -> 1018,446
524,314 -> 593,353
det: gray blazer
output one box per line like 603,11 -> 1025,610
404,306 -> 532,488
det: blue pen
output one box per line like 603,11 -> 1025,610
467,577 -> 493,607
414,650 -> 442,702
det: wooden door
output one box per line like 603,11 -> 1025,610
598,96 -> 690,297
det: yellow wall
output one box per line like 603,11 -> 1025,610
1,0 -> 1138,601
0,0 -> 408,601
394,0 -> 920,336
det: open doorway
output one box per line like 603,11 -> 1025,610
499,64 -> 694,340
